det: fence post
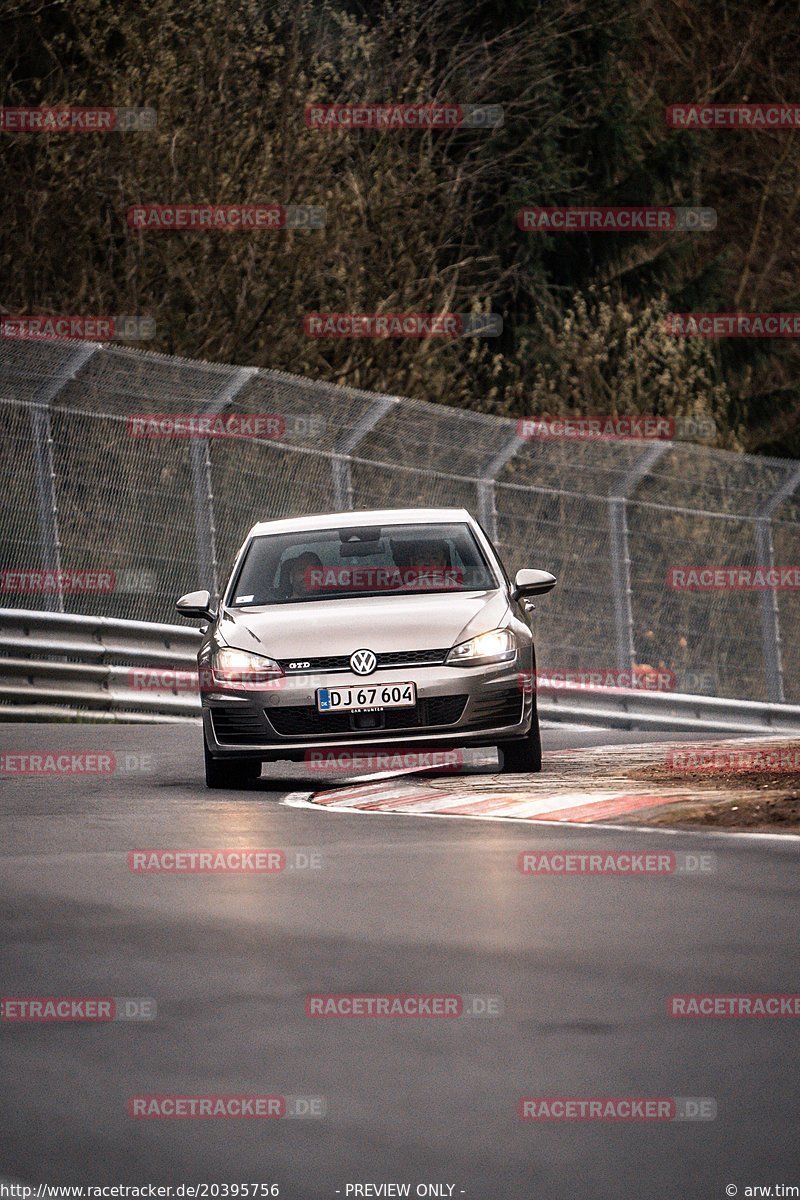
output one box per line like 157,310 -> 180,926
477,430 -> 525,542
332,396 -> 399,509
754,464 -> 800,702
608,442 -> 669,672
189,367 -> 258,597
29,343 -> 99,613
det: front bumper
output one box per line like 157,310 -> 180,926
202,661 -> 532,760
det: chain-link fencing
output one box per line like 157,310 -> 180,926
1,339 -> 798,703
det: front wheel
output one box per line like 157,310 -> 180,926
204,737 -> 261,788
498,713 -> 542,773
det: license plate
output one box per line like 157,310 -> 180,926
317,681 -> 417,713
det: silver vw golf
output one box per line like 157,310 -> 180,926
176,508 -> 556,787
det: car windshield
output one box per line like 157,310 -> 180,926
227,522 -> 498,605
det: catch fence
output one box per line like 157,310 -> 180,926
1,339 -> 798,703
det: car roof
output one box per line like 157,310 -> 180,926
248,508 -> 476,538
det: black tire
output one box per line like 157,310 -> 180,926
498,711 -> 542,773
204,737 -> 261,788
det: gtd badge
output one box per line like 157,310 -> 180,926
288,661 -> 310,670
350,649 -> 377,676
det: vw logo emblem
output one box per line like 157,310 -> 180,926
350,649 -> 377,676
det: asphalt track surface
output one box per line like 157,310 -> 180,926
1,723 -> 799,1199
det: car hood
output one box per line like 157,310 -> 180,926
217,589 -> 510,658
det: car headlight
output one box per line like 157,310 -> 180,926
445,628 -> 517,666
211,647 -> 283,685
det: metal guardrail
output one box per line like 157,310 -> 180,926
2,608 -> 800,734
539,685 -> 800,735
0,608 -> 202,722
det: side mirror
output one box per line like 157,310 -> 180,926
176,589 -> 217,621
511,569 -> 557,601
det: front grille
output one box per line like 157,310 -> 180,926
277,648 -> 448,675
210,706 -> 270,745
266,694 -> 468,738
210,690 -> 519,745
378,649 -> 448,668
424,694 -> 470,724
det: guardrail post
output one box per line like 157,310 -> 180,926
754,464 -> 800,702
608,441 -> 669,672
189,367 -> 258,597
477,431 -> 525,542
29,343 -> 99,613
332,396 -> 399,509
